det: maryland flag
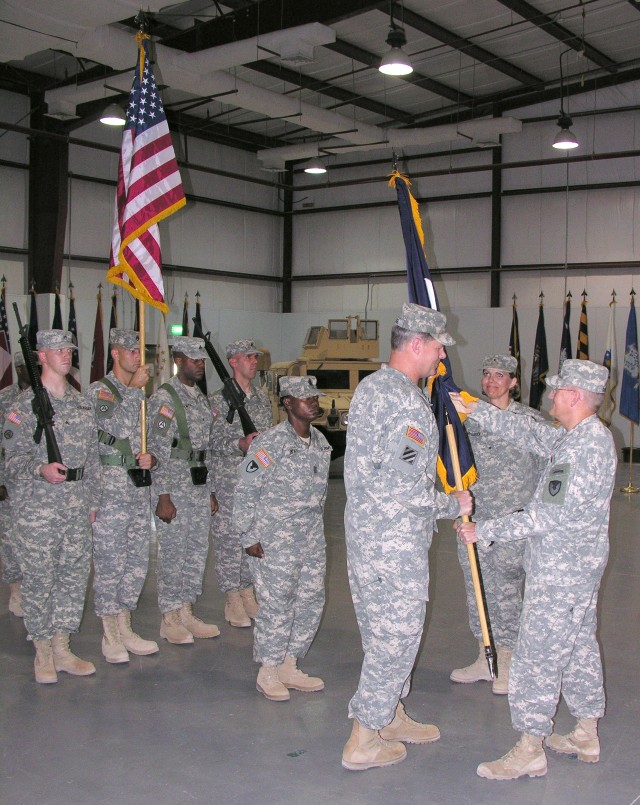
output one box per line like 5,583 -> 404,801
576,290 -> 589,359
390,171 -> 476,492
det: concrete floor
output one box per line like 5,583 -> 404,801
2,467 -> 640,805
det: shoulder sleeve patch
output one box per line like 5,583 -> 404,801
240,448 -> 274,483
6,411 -> 22,426
542,462 -> 571,504
97,389 -> 115,401
154,405 -> 175,434
391,423 -> 427,474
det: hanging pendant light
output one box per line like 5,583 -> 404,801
379,2 -> 413,77
100,103 -> 126,126
303,157 -> 327,175
552,51 -> 579,150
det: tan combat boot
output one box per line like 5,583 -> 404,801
546,718 -> 600,763
492,646 -> 512,695
239,586 -> 259,619
33,639 -> 57,684
342,720 -> 407,771
277,654 -> 324,692
256,664 -> 290,701
477,733 -> 547,780
101,615 -> 129,664
8,581 -> 24,617
379,701 -> 440,744
51,633 -> 96,676
117,610 -> 159,655
179,603 -> 220,639
224,591 -> 251,628
450,640 -> 493,684
160,609 -> 194,644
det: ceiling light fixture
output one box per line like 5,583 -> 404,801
379,4 -> 413,77
303,157 -> 327,175
552,51 -> 579,150
100,103 -> 126,126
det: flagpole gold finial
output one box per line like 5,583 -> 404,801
582,289 -> 587,299
1,275 -> 6,287
196,290 -> 201,301
30,280 -> 36,293
566,290 -> 572,299
512,293 -> 517,304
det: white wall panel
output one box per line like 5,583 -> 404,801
0,167 -> 27,249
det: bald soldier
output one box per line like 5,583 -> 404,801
0,351 -> 31,617
342,303 -> 472,772
88,328 -> 158,664
3,330 -> 99,683
147,336 -> 219,644
454,360 -> 616,781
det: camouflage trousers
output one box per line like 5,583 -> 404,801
249,536 -> 325,666
0,501 -> 22,583
456,537 -> 525,648
509,580 -> 605,737
154,484 -> 211,613
12,505 -> 92,641
347,562 -> 426,731
211,490 -> 253,593
92,482 -> 153,616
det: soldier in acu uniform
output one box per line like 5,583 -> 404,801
455,359 -> 616,780
210,339 -> 272,628
88,328 -> 159,664
147,336 -> 219,644
4,330 -> 99,684
0,351 -> 31,616
233,375 -> 330,702
451,354 -> 544,695
342,303 -> 472,772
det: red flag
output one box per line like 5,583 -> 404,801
0,284 -> 12,389
106,33 -> 185,313
90,288 -> 105,383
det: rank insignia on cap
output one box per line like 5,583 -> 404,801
98,389 -> 115,401
6,411 -> 22,425
255,448 -> 273,468
405,426 -> 425,446
159,405 -> 174,420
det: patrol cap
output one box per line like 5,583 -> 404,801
171,336 -> 206,360
110,328 -> 140,350
546,359 -> 608,394
226,339 -> 264,359
279,375 -> 319,399
395,303 -> 455,346
483,354 -> 517,373
13,351 -> 25,367
36,329 -> 77,351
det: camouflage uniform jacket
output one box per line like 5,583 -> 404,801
88,371 -> 146,460
470,400 -> 616,587
209,384 -> 272,497
466,399 -> 545,518
3,385 -> 100,510
0,383 -> 24,488
344,364 -> 459,599
233,420 -> 331,550
147,375 -> 214,496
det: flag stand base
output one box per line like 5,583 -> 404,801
620,484 -> 640,494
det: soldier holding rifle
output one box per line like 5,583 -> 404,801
4,326 -> 99,684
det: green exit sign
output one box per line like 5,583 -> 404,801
170,324 -> 183,336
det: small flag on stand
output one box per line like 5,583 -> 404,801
28,284 -> 38,351
620,290 -> 640,425
508,294 -> 521,401
559,291 -> 572,372
106,290 -> 118,374
576,289 -> 589,359
600,291 -> 618,426
529,292 -> 549,410
90,286 -> 105,383
67,283 -> 81,391
182,292 -> 189,337
52,286 -> 63,329
0,278 -> 13,390
194,291 -> 207,395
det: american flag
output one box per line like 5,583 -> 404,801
0,284 -> 12,389
106,33 -> 185,313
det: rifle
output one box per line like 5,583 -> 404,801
13,303 -> 64,467
191,317 -> 256,437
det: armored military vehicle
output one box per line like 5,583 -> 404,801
266,316 -> 381,457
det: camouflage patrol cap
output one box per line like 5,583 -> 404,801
226,339 -> 264,358
483,354 -> 517,373
171,336 -> 206,360
13,352 -> 25,367
279,375 -> 319,399
546,359 -> 608,393
110,328 -> 140,350
395,303 -> 455,346
36,329 -> 77,351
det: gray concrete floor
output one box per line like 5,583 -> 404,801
2,466 -> 640,805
